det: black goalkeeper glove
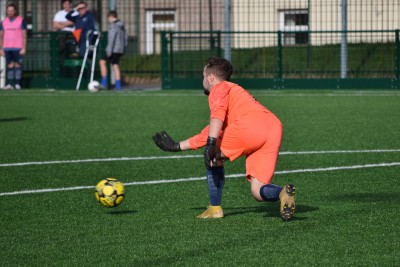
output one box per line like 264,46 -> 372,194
204,137 -> 217,168
152,131 -> 181,152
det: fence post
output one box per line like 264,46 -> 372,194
135,0 -> 140,55
109,0 -> 116,10
49,32 -> 59,89
341,0 -> 348,79
223,0 -> 232,61
169,32 -> 174,80
276,31 -> 283,88
395,29 -> 399,88
96,0 -> 103,31
161,31 -> 168,89
217,31 -> 222,57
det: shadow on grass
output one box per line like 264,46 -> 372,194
191,204 -> 318,220
262,204 -> 318,221
0,117 -> 29,123
107,210 -> 137,215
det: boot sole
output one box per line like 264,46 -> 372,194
280,184 -> 296,221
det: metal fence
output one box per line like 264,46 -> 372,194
161,30 -> 400,89
21,31 -> 107,89
4,0 -> 400,89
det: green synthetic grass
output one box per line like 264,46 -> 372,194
0,89 -> 399,266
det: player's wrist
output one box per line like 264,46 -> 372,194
173,141 -> 181,151
206,137 -> 217,145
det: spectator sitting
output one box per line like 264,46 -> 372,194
66,1 -> 96,57
53,0 -> 77,32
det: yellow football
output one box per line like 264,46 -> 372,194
95,178 -> 125,208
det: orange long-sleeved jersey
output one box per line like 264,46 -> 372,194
188,81 -> 271,150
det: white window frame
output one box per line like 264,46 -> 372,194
279,10 -> 309,46
146,10 -> 176,55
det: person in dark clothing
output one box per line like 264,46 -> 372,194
66,1 -> 96,57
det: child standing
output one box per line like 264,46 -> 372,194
99,10 -> 128,90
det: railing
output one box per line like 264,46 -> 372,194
18,30 -> 400,89
21,32 -> 106,89
161,30 -> 400,89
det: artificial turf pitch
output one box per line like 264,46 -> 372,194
0,89 -> 399,266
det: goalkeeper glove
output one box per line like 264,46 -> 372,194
204,137 -> 217,168
152,131 -> 181,152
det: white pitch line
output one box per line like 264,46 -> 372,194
1,149 -> 399,168
0,155 -> 201,167
279,149 -> 400,155
274,162 -> 400,174
0,161 -> 399,197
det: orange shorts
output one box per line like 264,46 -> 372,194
219,112 -> 282,184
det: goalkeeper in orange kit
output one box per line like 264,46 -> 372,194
153,57 -> 295,221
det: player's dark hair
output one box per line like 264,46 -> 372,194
205,57 -> 233,81
7,3 -> 18,16
108,10 -> 118,18
62,0 -> 72,4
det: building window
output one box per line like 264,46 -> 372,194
279,10 -> 309,46
146,10 -> 176,55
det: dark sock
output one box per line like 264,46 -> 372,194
7,67 -> 14,85
259,184 -> 283,202
15,67 -> 22,86
206,166 -> 225,206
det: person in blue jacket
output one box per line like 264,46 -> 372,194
66,1 -> 96,57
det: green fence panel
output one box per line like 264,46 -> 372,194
395,29 -> 400,88
21,31 -> 106,89
161,30 -> 400,89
